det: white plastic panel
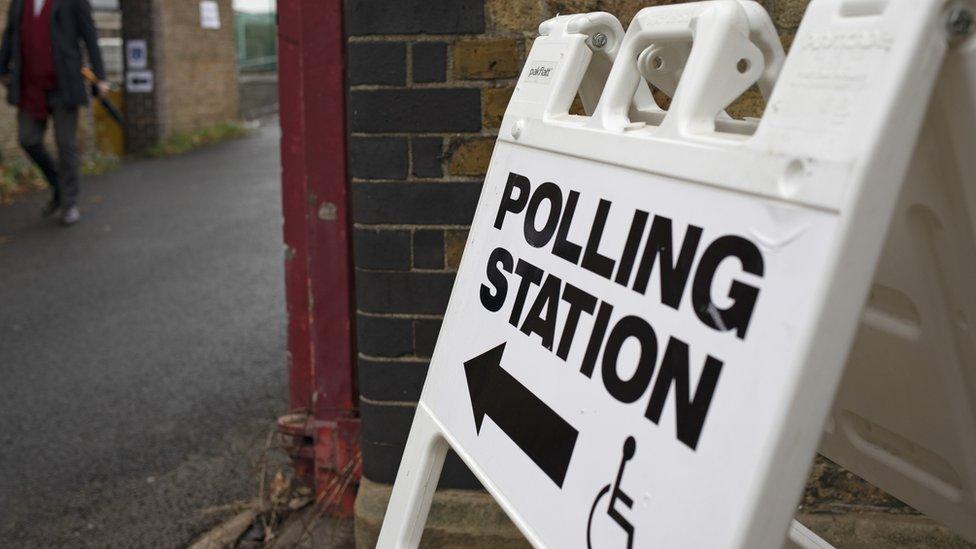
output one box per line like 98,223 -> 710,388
819,28 -> 976,542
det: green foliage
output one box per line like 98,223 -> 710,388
141,122 -> 251,159
0,151 -> 120,204
1,122 -> 249,205
0,158 -> 44,204
81,152 -> 121,176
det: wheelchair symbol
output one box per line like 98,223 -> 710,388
586,436 -> 637,549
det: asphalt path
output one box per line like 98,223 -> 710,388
0,122 -> 287,547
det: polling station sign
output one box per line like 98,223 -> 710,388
378,1 -> 966,546
414,141 -> 837,547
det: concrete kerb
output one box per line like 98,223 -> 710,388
795,513 -> 974,548
355,478 -> 530,548
354,478 -> 975,548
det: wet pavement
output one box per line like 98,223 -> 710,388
0,121 -> 288,547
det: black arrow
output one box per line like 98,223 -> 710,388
463,343 -> 579,488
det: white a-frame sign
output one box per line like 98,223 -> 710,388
378,0 -> 976,547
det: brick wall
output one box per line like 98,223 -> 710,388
156,0 -> 238,137
348,1 -> 489,489
120,0 -> 239,152
348,0 -> 812,490
0,0 -> 16,160
120,0 -> 160,151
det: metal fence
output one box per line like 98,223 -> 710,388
236,9 -> 277,73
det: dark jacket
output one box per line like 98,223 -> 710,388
0,0 -> 106,109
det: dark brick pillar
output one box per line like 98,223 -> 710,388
120,0 -> 160,152
346,0 -> 490,490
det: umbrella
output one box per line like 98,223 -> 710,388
81,67 -> 124,126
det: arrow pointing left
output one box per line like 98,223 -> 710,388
463,343 -> 579,488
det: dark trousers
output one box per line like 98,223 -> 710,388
17,105 -> 79,207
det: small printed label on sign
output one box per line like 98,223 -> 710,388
524,61 -> 556,84
126,70 -> 154,93
126,39 -> 148,70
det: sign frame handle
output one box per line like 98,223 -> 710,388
591,0 -> 784,134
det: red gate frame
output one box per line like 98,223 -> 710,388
276,0 -> 360,516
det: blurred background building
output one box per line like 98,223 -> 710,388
0,0 -> 278,164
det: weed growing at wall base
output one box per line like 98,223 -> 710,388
0,159 -> 44,205
141,122 -> 251,159
0,153 -> 121,205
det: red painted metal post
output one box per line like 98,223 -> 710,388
278,0 -> 313,415
277,0 -> 316,485
277,0 -> 360,515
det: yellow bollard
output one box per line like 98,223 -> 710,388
93,89 -> 125,156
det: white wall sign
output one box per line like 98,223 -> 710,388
126,70 -> 154,93
126,39 -> 148,70
378,1 -> 976,548
90,0 -> 120,10
200,0 -> 221,29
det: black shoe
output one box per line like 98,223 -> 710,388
60,205 -> 80,226
41,200 -> 61,218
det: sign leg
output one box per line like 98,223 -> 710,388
376,404 -> 450,548
784,520 -> 834,549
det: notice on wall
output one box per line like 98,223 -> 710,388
126,39 -> 148,70
200,0 -> 221,29
126,70 -> 154,93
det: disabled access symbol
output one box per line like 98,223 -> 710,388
586,436 -> 637,549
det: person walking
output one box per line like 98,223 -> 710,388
0,0 -> 109,226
